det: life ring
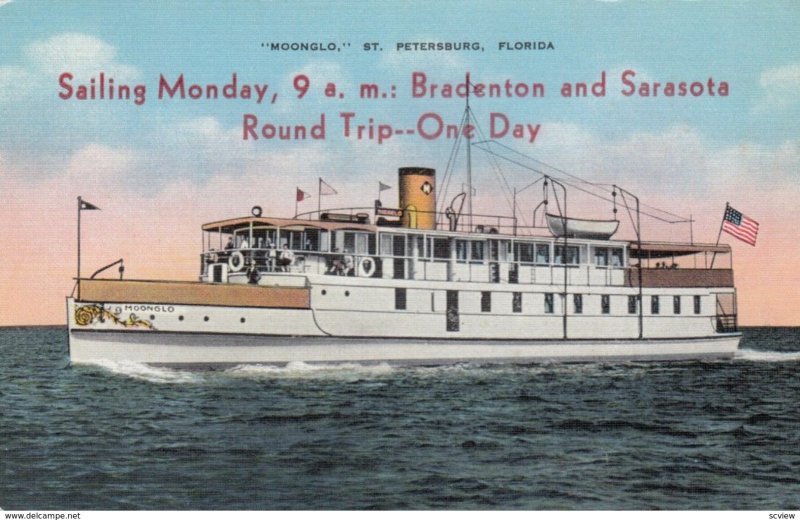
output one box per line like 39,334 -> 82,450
251,205 -> 262,217
228,251 -> 245,272
359,256 -> 376,277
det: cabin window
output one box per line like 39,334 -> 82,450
573,294 -> 583,314
456,240 -> 469,262
544,293 -> 554,314
381,233 -> 406,257
395,288 -> 407,310
319,231 -> 329,252
252,228 -> 278,249
594,247 -> 609,266
651,295 -> 660,315
610,248 -> 624,267
628,295 -> 638,314
601,295 -> 610,314
481,292 -> 492,313
431,237 -> 450,260
455,240 -> 485,263
407,235 -> 424,257
368,234 -> 376,255
516,242 -> 534,264
534,244 -> 548,264
343,232 -> 356,253
471,241 -> 485,263
555,245 -> 580,265
380,234 -> 394,256
673,296 -> 681,314
694,295 -> 702,315
512,292 -> 522,313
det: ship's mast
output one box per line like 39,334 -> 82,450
465,73 -> 473,231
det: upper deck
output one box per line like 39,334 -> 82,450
199,212 -> 733,289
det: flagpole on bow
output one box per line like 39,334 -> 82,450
318,178 -> 321,216
76,197 -> 100,300
77,196 -> 82,300
710,202 -> 729,269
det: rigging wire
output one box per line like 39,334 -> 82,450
472,140 -> 690,225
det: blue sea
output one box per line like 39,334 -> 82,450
1,327 -> 799,510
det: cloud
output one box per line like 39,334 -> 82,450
754,63 -> 800,112
0,65 -> 33,102
24,32 -> 141,81
0,0 -> 13,6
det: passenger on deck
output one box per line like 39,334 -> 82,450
277,245 -> 294,271
246,261 -> 260,284
344,255 -> 355,276
225,237 -> 234,250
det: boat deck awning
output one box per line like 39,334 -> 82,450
629,241 -> 731,259
202,216 -> 377,233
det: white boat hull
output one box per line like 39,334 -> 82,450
68,329 -> 741,367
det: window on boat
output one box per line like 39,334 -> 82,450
555,245 -> 580,265
651,295 -> 660,315
628,295 -> 638,314
610,248 -> 624,267
536,244 -> 550,265
573,294 -> 583,314
456,240 -> 486,263
694,295 -> 701,315
544,293 -> 554,314
512,292 -> 522,313
456,240 -> 468,262
339,231 -> 374,255
601,295 -> 610,314
481,291 -> 491,313
471,241 -> 485,263
303,229 -> 321,251
594,247 -> 609,266
380,233 -> 407,257
515,242 -> 534,264
673,296 -> 681,314
431,237 -> 450,260
407,234 -> 425,258
251,227 -> 278,249
395,288 -> 407,310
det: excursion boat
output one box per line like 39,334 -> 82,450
66,162 -> 742,366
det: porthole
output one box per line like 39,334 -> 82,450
204,316 -> 210,322
240,317 -> 246,323
149,315 -> 155,321
178,315 -> 184,321
322,289 -> 327,295
345,291 -> 350,297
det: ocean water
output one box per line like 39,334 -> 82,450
1,327 -> 799,510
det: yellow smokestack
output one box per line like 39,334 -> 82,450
399,167 -> 436,230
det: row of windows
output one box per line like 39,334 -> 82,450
393,288 -> 702,315
380,233 -> 625,266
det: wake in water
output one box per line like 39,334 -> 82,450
226,361 -> 394,380
83,348 -> 800,384
736,349 -> 800,362
87,359 -> 203,384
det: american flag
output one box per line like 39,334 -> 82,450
722,205 -> 759,246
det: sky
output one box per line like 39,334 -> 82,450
0,0 -> 798,326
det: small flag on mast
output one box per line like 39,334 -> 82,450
79,199 -> 100,211
319,178 -> 337,196
379,182 -> 391,192
296,188 -> 311,202
722,205 -> 759,246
